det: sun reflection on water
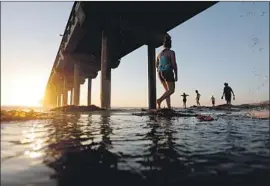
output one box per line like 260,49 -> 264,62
21,125 -> 45,159
24,150 -> 42,158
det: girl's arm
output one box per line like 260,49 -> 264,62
155,54 -> 160,70
170,50 -> 178,81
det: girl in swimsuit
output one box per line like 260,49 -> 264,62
156,34 -> 178,109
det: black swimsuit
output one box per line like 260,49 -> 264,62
158,71 -> 175,82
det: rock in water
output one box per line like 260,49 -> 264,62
197,114 -> 215,122
50,105 -> 104,112
132,108 -> 197,118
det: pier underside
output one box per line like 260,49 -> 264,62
44,1 -> 218,109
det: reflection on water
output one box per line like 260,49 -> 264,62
1,109 -> 270,186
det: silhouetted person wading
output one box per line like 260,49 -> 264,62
195,90 -> 201,106
221,83 -> 235,105
211,95 -> 215,107
181,93 -> 189,109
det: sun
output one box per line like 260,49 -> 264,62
6,77 -> 46,107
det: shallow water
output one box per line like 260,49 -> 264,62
1,108 -> 270,186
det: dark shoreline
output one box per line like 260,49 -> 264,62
1,102 -> 269,123
50,105 -> 105,112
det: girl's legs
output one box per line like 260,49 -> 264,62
157,81 -> 175,109
161,81 -> 171,109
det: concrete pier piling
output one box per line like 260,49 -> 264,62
63,77 -> 68,106
87,78 -> 92,106
148,44 -> 157,109
70,88 -> 74,105
100,30 -> 111,109
57,94 -> 61,107
73,63 -> 80,106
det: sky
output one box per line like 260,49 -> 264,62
1,1 -> 269,108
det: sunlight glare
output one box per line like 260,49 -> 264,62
7,76 -> 45,107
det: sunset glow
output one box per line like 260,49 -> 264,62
2,76 -> 46,107
1,2 -> 269,108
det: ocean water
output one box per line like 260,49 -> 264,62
1,108 -> 270,186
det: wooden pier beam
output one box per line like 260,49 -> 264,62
148,44 -> 156,109
74,63 -> 80,106
87,78 -> 92,106
100,30 -> 111,109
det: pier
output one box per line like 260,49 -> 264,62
43,1 -> 217,109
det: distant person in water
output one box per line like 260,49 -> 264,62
181,93 -> 189,108
221,83 -> 235,105
156,34 -> 178,109
195,90 -> 201,106
211,95 -> 215,107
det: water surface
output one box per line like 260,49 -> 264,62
1,108 -> 270,186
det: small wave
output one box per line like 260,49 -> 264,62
248,110 -> 270,119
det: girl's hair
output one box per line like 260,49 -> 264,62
163,34 -> 172,48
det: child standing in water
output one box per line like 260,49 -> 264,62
181,93 -> 189,109
195,90 -> 201,106
211,95 -> 215,107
